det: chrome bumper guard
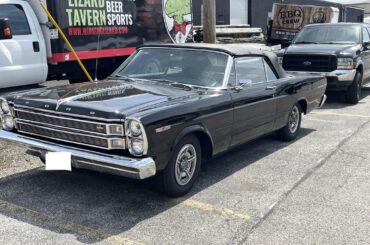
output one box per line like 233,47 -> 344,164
287,69 -> 356,82
0,130 -> 156,179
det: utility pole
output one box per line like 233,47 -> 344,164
203,0 -> 216,43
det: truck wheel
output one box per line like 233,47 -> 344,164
277,103 -> 302,142
346,71 -> 362,104
157,135 -> 202,197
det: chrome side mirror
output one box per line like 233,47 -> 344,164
364,41 -> 370,51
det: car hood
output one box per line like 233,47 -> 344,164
10,80 -> 202,120
285,44 -> 360,56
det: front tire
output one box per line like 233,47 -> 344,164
277,103 -> 302,142
157,135 -> 202,197
346,71 -> 362,104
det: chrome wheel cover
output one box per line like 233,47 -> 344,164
289,106 -> 300,134
175,144 -> 197,186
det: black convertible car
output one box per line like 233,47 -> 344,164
0,44 -> 327,197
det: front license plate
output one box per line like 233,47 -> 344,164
45,152 -> 72,171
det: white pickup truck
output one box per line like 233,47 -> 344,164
0,0 -> 49,88
0,0 -> 190,89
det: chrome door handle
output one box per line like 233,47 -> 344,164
266,86 -> 277,91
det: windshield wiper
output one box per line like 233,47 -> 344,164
151,79 -> 195,91
294,41 -> 319,44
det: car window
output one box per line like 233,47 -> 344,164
235,57 -> 267,85
264,60 -> 278,81
0,4 -> 31,35
363,28 -> 370,43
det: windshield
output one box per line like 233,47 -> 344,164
114,48 -> 229,88
294,25 -> 360,44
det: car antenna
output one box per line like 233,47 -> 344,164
94,30 -> 102,81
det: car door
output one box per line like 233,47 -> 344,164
0,3 -> 46,88
363,27 -> 370,83
230,56 -> 277,146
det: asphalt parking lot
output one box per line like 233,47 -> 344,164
1,82 -> 370,245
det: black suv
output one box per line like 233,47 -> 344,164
278,23 -> 370,104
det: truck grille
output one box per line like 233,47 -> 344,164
13,107 -> 125,150
283,54 -> 337,72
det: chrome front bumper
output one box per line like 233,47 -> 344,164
287,69 -> 356,82
0,130 -> 156,179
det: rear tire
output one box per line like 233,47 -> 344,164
346,71 -> 362,104
157,135 -> 202,197
277,103 -> 302,142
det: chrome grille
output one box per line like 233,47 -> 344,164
283,54 -> 337,72
16,110 -> 106,133
13,107 -> 125,150
14,109 -> 124,135
17,123 -> 110,149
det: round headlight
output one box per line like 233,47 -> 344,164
128,120 -> 142,137
2,115 -> 14,131
130,139 -> 144,156
0,100 -> 10,114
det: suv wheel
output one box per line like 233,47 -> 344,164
346,71 -> 362,104
157,135 -> 202,197
277,103 -> 302,142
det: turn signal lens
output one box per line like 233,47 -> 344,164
108,125 -> 124,135
109,138 -> 125,149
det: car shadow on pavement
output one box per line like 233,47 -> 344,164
320,87 -> 370,109
0,128 -> 315,244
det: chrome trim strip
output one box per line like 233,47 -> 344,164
0,130 -> 156,179
16,121 -> 125,150
14,108 -> 124,136
222,56 -> 233,88
14,105 -> 123,122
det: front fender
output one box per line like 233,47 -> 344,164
172,124 -> 214,151
355,58 -> 364,71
